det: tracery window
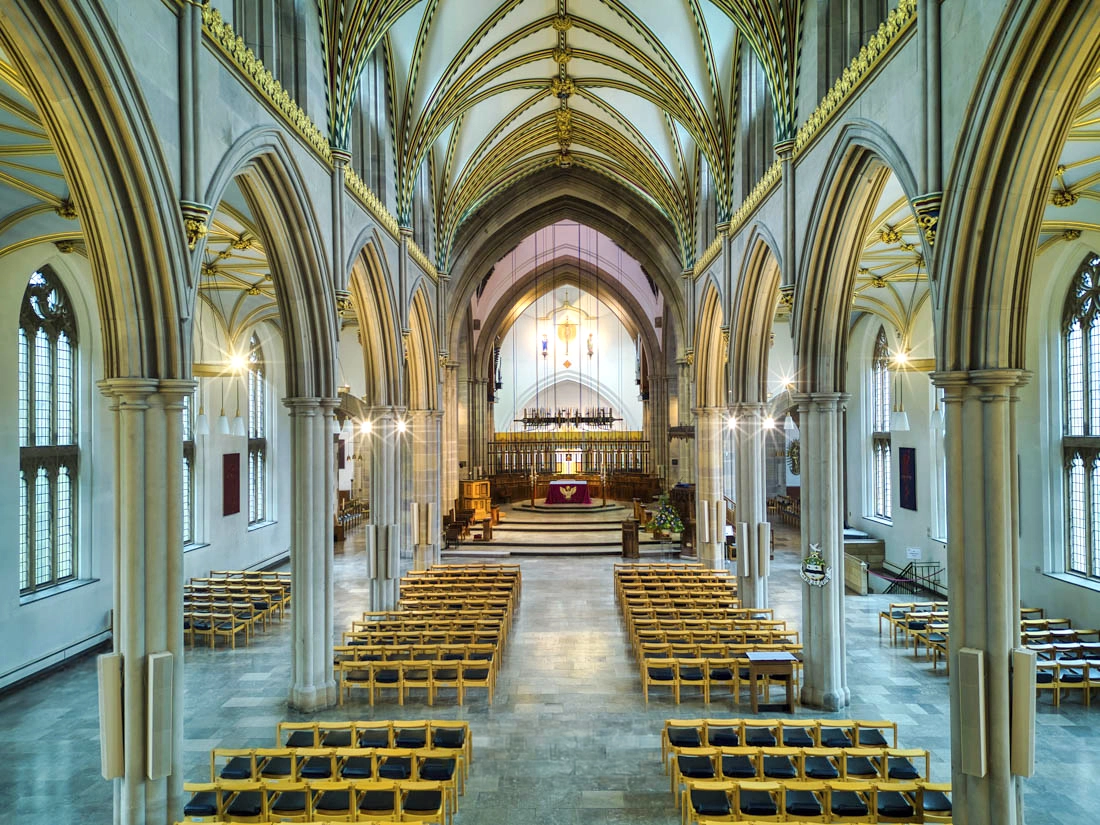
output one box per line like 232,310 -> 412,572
1061,254 -> 1100,579
18,269 -> 79,594
182,394 -> 195,545
247,334 -> 267,524
870,327 -> 892,520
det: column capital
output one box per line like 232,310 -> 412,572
691,405 -> 726,420
729,401 -> 766,417
283,396 -> 322,414
791,391 -> 849,411
931,368 -> 1031,400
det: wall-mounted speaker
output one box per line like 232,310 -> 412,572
958,647 -> 987,777
97,652 -> 124,779
1011,647 -> 1036,777
757,523 -> 771,578
147,652 -> 173,779
737,522 -> 752,576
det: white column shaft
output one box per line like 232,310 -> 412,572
733,402 -> 769,608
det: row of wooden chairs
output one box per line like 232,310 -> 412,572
681,778 -> 952,824
183,569 -> 292,650
181,777 -> 450,824
634,628 -> 800,652
643,647 -> 804,705
661,719 -> 899,768
335,653 -> 498,706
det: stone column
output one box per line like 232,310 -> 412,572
366,407 -> 403,609
284,397 -> 337,711
442,361 -> 460,513
933,370 -> 1028,825
466,378 -> 488,476
409,409 -> 444,570
677,357 -> 695,484
794,392 -> 849,710
694,407 -> 726,569
733,402 -> 770,609
99,378 -> 193,825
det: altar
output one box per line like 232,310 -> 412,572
545,479 -> 592,505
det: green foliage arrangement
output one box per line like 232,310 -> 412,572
647,494 -> 684,534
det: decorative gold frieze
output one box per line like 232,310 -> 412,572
1052,188 -> 1078,207
694,233 -> 723,279
1063,229 -> 1082,242
343,165 -> 401,237
184,218 -> 207,250
793,0 -> 917,157
335,288 -> 354,316
55,199 -> 77,220
552,15 -> 573,32
553,47 -> 573,65
727,158 -> 782,237
201,4 -> 332,165
879,226 -> 902,244
912,191 -> 940,248
870,274 -> 887,288
407,238 -> 439,282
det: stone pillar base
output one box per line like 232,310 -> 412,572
800,684 -> 850,711
288,681 -> 338,712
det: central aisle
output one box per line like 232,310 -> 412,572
462,555 -> 679,824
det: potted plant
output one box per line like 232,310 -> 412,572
646,494 -> 684,538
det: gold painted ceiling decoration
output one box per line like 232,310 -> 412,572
0,55 -> 81,258
316,0 -> 805,273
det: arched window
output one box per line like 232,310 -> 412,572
18,269 -> 79,594
247,333 -> 267,524
870,326 -> 892,520
1061,253 -> 1100,579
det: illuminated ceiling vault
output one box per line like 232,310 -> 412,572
319,0 -> 804,270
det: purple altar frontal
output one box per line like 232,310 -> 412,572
544,479 -> 592,505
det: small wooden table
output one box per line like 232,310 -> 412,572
745,651 -> 798,713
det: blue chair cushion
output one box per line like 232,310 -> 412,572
420,758 -> 456,781
783,727 -> 815,747
359,729 -> 391,747
923,790 -> 952,813
745,729 -> 776,747
763,755 -> 797,779
707,727 -> 738,747
832,790 -> 869,816
322,730 -> 352,747
227,791 -> 263,818
260,756 -> 291,778
378,757 -> 412,779
183,791 -> 217,817
359,791 -> 396,813
859,729 -> 889,747
805,756 -> 839,779
340,756 -> 373,778
740,789 -> 778,816
679,665 -> 705,681
314,790 -> 349,812
879,791 -> 915,818
299,757 -> 332,779
677,755 -> 715,778
271,791 -> 307,813
219,757 -> 252,780
435,667 -> 459,680
846,756 -> 879,777
690,789 -> 731,816
786,789 -> 822,817
433,728 -> 465,748
888,757 -> 920,780
647,666 -> 675,681
375,668 -> 401,683
404,789 -> 443,813
285,731 -> 314,747
464,667 -> 490,680
395,729 -> 427,748
668,728 -> 702,748
820,729 -> 852,748
708,666 -> 734,681
721,755 -> 756,778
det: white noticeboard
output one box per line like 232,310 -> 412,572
906,547 -> 922,560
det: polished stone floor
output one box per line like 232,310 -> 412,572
0,521 -> 1093,824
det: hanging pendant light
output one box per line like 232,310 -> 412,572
231,370 -> 246,436
218,409 -> 230,435
194,380 -> 210,435
890,368 -> 910,432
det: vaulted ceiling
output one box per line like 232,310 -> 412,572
320,0 -> 804,271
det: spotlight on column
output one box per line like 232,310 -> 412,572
396,419 -> 407,434
726,415 -> 737,430
762,416 -> 776,430
360,419 -> 372,435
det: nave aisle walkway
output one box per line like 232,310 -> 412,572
0,525 -> 1091,824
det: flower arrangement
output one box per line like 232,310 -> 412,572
647,494 -> 684,535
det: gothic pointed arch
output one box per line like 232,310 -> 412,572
694,283 -> 727,408
348,236 -> 403,407
730,229 -> 783,403
406,285 -> 438,411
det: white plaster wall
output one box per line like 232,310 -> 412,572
844,312 -> 946,580
184,319 -> 292,580
0,246 -> 114,688
1018,235 -> 1100,628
